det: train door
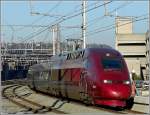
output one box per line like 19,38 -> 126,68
79,58 -> 94,104
49,68 -> 59,95
32,71 -> 40,89
58,69 -> 64,98
60,69 -> 71,99
70,68 -> 82,100
62,59 -> 84,100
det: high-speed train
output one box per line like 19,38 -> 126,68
27,48 -> 134,109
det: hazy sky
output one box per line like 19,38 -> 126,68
1,1 -> 149,48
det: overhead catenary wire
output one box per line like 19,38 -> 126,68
86,17 -> 149,37
86,1 -> 134,28
1,25 -> 82,29
2,2 -> 80,34
3,20 -> 15,43
21,1 -> 135,43
19,1 -> 113,43
30,1 -> 62,16
31,1 -> 63,24
86,13 -> 149,34
65,16 -> 148,40
11,1 -> 63,33
29,0 -> 34,14
26,3 -> 79,32
26,0 -> 133,38
59,1 -> 113,23
1,25 -> 49,27
30,1 -> 62,28
63,1 -> 133,40
18,1 -> 111,42
65,13 -> 148,39
31,29 -> 50,42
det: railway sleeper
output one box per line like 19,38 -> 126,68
27,106 -> 46,113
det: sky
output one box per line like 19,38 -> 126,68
1,0 -> 149,48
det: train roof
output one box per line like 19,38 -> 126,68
28,47 -> 122,71
85,47 -> 121,54
54,47 -> 118,55
64,47 -> 120,55
52,47 -> 120,56
50,47 -> 121,60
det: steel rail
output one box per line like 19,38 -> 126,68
2,85 -> 67,114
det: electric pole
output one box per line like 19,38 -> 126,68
82,0 -> 87,49
52,25 -> 55,55
52,24 -> 60,55
56,24 -> 60,54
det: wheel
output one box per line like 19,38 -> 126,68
125,97 -> 134,109
84,94 -> 94,106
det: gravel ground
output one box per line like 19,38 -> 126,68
1,85 -> 112,114
1,85 -> 149,114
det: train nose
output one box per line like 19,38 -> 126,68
100,84 -> 131,99
110,89 -> 129,99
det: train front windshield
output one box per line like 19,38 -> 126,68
102,58 -> 122,70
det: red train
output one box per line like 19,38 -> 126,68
27,48 -> 134,109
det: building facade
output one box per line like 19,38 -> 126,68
115,17 -> 148,80
145,31 -> 150,79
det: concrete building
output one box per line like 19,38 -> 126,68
145,31 -> 150,79
115,17 -> 147,80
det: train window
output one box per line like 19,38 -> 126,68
39,71 -> 49,80
83,59 -> 88,68
27,70 -> 32,78
84,58 -> 92,68
102,58 -> 122,70
43,72 -> 49,80
28,69 -> 32,74
39,72 -> 43,80
33,72 -> 40,80
51,70 -> 59,81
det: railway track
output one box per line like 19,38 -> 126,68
2,85 -> 67,114
1,79 -> 27,86
93,105 -> 145,114
35,88 -> 145,114
2,83 -> 146,114
67,100 -> 145,114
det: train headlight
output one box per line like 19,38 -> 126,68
92,85 -> 96,89
123,80 -> 130,85
103,80 -> 112,84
